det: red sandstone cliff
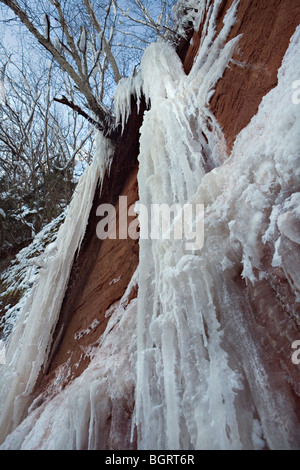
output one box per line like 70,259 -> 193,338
39,0 -> 300,402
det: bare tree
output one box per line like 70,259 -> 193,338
0,48 -> 94,253
0,0 -> 177,138
0,0 -> 179,260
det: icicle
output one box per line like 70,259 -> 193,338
0,131 -> 114,444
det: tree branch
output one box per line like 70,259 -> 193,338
84,0 -> 122,84
0,0 -> 113,134
53,95 -> 118,139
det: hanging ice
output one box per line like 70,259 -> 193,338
0,0 -> 299,451
0,132 -> 114,443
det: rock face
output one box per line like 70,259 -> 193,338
183,0 -> 300,447
185,0 -> 300,149
1,0 -> 299,450
34,100 -> 144,393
